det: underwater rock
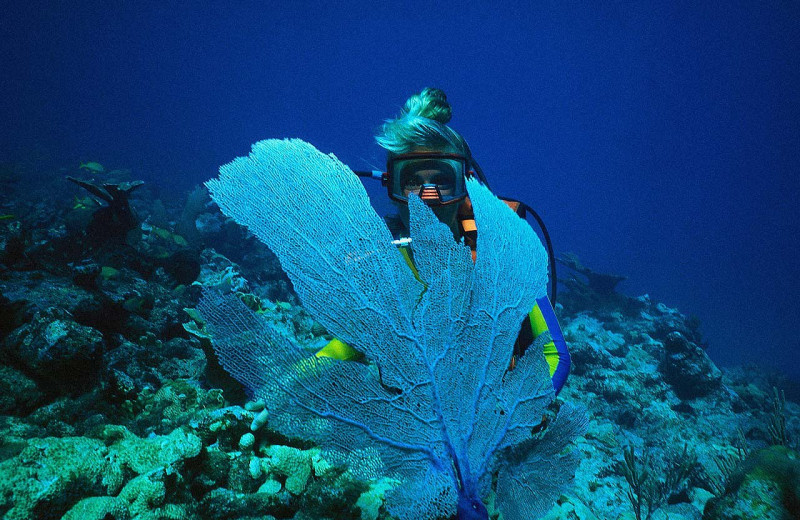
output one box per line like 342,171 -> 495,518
161,248 -> 202,285
194,446 -> 232,493
200,487 -> 287,519
648,302 -> 706,346
558,252 -> 627,294
227,452 -> 264,494
295,470 -> 370,520
0,291 -> 31,338
2,307 -> 104,393
0,365 -> 44,414
70,260 -> 102,289
101,424 -> 202,474
135,223 -> 203,286
659,331 -> 723,399
21,392 -> 106,438
557,253 -> 645,318
62,496 -> 131,520
100,364 -> 216,435
78,267 -> 192,341
0,436 -> 125,520
0,223 -> 28,268
195,211 -> 225,234
1,274 -> 98,328
117,472 -> 168,518
62,468 -> 192,520
564,315 -> 628,375
190,405 -> 255,451
702,446 -> 800,520
109,376 -> 219,434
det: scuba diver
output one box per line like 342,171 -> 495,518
317,87 -> 571,398
247,87 -> 570,432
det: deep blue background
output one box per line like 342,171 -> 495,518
2,1 -> 799,380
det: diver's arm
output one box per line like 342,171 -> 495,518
315,243 -> 420,363
529,297 -> 571,395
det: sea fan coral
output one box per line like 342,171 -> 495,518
200,139 -> 585,519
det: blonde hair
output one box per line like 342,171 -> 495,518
376,88 -> 468,156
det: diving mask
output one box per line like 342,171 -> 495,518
383,152 -> 470,206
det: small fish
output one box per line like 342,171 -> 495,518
79,162 -> 105,174
152,227 -> 172,240
72,196 -> 94,210
0,214 -> 15,221
99,266 -> 120,280
149,225 -> 190,246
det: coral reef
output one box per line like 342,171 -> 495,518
0,159 -> 797,519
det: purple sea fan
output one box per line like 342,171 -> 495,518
200,139 -> 586,520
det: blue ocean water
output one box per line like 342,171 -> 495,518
2,0 -> 798,388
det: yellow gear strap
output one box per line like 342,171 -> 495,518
529,303 -> 558,377
398,245 -> 422,282
314,245 -> 422,361
461,219 -> 477,233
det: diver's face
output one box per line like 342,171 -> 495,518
401,167 -> 456,199
388,153 -> 466,206
388,152 -> 466,239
